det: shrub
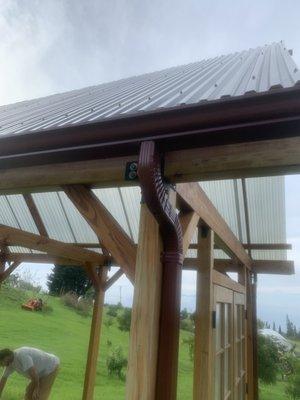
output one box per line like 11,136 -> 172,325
106,303 -> 123,318
258,334 -> 280,384
286,359 -> 300,399
180,318 -> 194,333
106,347 -> 128,380
61,292 -> 91,316
117,308 -> 132,332
61,292 -> 78,309
77,298 -> 91,317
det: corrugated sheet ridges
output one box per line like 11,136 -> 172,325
0,42 -> 299,137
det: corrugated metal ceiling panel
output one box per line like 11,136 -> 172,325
32,192 -> 76,243
0,42 -> 299,137
0,176 -> 287,260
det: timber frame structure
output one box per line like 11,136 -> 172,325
0,42 -> 299,400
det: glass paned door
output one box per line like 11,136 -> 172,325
213,286 -> 233,400
233,292 -> 246,400
213,285 -> 246,400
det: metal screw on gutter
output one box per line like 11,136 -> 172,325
252,75 -> 256,80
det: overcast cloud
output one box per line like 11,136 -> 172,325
0,0 -> 299,328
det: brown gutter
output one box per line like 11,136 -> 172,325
138,141 -> 183,400
0,86 -> 300,168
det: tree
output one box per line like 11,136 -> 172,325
279,325 -> 282,335
47,265 -> 92,296
257,318 -> 266,329
287,315 -> 296,339
273,322 -> 276,331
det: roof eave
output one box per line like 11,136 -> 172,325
0,85 -> 300,169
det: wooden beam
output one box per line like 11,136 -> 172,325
6,253 -> 85,266
23,194 -> 48,237
82,267 -> 107,400
176,182 -> 252,269
126,203 -> 163,400
212,269 -> 246,294
64,184 -> 136,282
179,211 -> 200,256
189,243 -> 292,251
193,226 -> 214,400
1,136 -> 300,194
252,260 -> 295,275
165,136 -> 300,182
0,225 -> 105,264
103,268 -> 124,291
183,258 -> 294,275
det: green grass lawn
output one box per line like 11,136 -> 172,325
259,379 -> 286,400
0,286 -> 298,399
0,287 -> 194,399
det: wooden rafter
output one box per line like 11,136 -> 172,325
176,183 -> 252,269
0,225 -> 105,264
23,194 -> 48,237
64,184 -> 136,282
179,211 -> 200,256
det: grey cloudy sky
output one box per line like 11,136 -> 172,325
0,0 -> 299,328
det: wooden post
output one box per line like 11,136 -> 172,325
126,203 -> 163,400
82,267 -> 106,400
252,274 -> 259,400
193,226 -> 214,400
246,270 -> 254,400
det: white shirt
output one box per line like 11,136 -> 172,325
2,347 -> 60,379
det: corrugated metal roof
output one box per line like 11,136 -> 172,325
0,42 -> 299,138
0,176 -> 287,261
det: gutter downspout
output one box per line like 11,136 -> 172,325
138,140 -> 183,400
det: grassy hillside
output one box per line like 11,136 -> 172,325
0,286 -> 193,400
0,286 -> 298,399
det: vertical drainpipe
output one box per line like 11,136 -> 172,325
138,141 -> 183,400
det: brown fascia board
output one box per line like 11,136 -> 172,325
0,86 -> 300,169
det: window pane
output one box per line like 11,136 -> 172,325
224,349 -> 230,395
216,303 -> 222,351
224,303 -> 230,346
214,355 -> 222,400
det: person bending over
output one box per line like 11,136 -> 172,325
0,347 -> 59,400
